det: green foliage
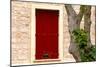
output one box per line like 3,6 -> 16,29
72,29 -> 88,49
72,29 -> 96,62
80,45 -> 96,62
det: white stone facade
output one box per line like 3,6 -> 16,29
11,1 -> 96,65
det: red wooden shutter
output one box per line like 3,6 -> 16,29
36,9 -> 59,60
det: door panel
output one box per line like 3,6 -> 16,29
36,9 -> 59,60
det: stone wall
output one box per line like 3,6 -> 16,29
12,1 -> 31,64
11,1 -> 96,65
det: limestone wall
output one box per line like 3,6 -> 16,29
11,1 -> 96,65
12,1 -> 31,64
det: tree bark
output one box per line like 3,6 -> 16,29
84,6 -> 92,47
65,5 -> 85,62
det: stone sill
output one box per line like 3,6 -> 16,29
34,59 -> 61,63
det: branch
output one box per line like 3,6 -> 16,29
84,6 -> 92,46
76,5 -> 86,25
65,5 -> 85,26
65,4 -> 77,17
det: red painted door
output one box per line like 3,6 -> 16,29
36,9 -> 59,60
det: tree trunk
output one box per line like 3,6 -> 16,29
84,6 -> 92,47
65,5 -> 85,62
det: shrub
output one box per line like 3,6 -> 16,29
72,29 -> 96,62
